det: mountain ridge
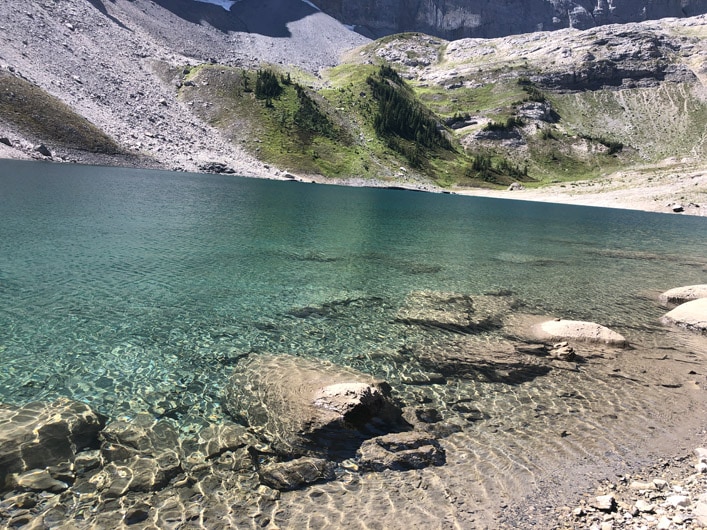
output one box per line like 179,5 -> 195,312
310,0 -> 707,39
0,0 -> 705,213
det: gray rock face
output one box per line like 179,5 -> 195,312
223,354 -> 404,459
310,0 -> 707,39
0,398 -> 105,491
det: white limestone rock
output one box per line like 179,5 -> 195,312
660,298 -> 707,334
531,319 -> 628,347
659,284 -> 707,305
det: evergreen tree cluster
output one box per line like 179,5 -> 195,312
255,69 -> 283,101
483,116 -> 524,132
366,65 -> 451,152
466,153 -> 528,183
294,84 -> 334,137
517,77 -> 546,103
579,134 -> 623,155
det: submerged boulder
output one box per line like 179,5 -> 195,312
258,457 -> 335,491
100,413 -> 180,463
223,354 -> 404,459
396,290 -> 511,334
659,285 -> 707,305
0,398 -> 105,491
661,298 -> 707,334
531,319 -> 628,347
357,431 -> 445,472
88,414 -> 183,498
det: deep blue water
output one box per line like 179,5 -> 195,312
1,159 -> 705,423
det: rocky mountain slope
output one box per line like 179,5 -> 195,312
0,0 -> 367,174
311,0 -> 707,39
0,0 -> 706,205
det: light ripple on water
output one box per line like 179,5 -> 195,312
1,160 -> 707,527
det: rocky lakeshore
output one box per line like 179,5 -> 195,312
454,163 -> 707,217
1,284 -> 706,529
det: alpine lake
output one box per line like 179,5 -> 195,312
1,159 -> 706,528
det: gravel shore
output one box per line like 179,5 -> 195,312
454,161 -> 707,217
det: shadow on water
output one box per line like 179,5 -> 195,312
150,0 -> 319,37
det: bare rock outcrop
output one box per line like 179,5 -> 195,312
310,0 -> 707,39
222,354 -> 405,459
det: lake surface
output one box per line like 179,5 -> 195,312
1,159 -> 706,527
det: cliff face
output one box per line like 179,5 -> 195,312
310,0 -> 707,38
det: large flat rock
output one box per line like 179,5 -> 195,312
661,298 -> 707,334
531,319 -> 628,347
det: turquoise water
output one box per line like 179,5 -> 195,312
1,159 -> 706,429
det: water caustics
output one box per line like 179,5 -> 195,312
1,159 -> 706,527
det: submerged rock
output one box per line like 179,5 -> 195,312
258,457 -> 335,491
660,298 -> 707,334
396,290 -> 511,334
223,354 -> 405,459
357,431 -> 445,472
93,453 -> 181,496
407,335 -> 550,383
659,284 -> 707,305
0,398 -> 105,491
100,413 -> 180,463
546,341 -> 576,361
89,414 -> 183,498
15,469 -> 68,493
531,319 -> 628,347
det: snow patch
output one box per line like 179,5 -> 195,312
192,0 -> 319,11
193,0 -> 237,11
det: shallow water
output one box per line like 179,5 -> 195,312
1,159 -> 706,527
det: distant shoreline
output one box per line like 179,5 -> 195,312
452,164 -> 707,217
1,154 -> 705,217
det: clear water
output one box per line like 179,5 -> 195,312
2,159 -> 707,527
1,159 -> 706,425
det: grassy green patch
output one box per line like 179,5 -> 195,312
416,80 -> 528,119
550,83 -> 707,162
